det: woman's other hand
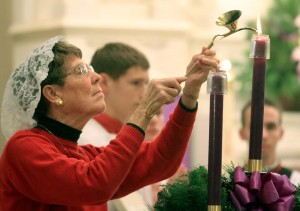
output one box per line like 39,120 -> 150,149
128,77 -> 186,131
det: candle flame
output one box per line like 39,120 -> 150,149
257,15 -> 262,34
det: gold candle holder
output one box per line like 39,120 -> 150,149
186,10 -> 257,77
208,205 -> 222,211
248,159 -> 263,172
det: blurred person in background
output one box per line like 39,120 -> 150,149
239,98 -> 300,186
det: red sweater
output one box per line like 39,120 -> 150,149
0,102 -> 196,210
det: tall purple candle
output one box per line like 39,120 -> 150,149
248,33 -> 270,172
207,70 -> 227,210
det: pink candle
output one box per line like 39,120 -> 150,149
248,33 -> 270,172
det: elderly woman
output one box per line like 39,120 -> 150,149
0,36 -> 219,210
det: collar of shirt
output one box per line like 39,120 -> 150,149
93,113 -> 123,134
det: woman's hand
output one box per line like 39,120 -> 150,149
182,47 -> 220,109
128,77 -> 186,131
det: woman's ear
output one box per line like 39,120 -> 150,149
42,85 -> 63,104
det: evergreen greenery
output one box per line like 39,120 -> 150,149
152,165 -> 235,210
151,164 -> 300,210
235,0 -> 300,111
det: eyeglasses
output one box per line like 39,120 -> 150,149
66,64 -> 95,76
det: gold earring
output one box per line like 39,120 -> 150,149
56,98 -> 64,106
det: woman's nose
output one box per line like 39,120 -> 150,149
92,71 -> 102,84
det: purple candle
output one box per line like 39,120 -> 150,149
207,70 -> 227,209
248,33 -> 270,172
208,94 -> 223,206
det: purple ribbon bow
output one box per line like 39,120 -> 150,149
229,166 -> 296,211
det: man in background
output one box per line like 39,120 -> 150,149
239,98 -> 300,185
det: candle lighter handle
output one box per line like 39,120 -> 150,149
185,43 -> 214,77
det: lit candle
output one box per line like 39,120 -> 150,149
248,15 -> 270,172
207,70 -> 227,210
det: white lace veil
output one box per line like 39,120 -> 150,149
1,36 -> 64,140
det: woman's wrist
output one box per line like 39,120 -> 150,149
182,88 -> 199,100
128,105 -> 151,132
181,87 -> 200,109
179,96 -> 198,112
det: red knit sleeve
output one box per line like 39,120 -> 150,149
111,101 -> 197,198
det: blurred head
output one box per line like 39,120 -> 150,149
91,43 -> 150,123
239,99 -> 284,163
34,41 -> 104,124
145,106 -> 165,142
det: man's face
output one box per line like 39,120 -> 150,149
239,105 -> 284,161
103,66 -> 149,123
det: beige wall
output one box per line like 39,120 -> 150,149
0,1 -> 12,154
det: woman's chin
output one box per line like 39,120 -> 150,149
92,105 -> 106,116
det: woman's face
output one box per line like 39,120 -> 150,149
56,55 -> 105,122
